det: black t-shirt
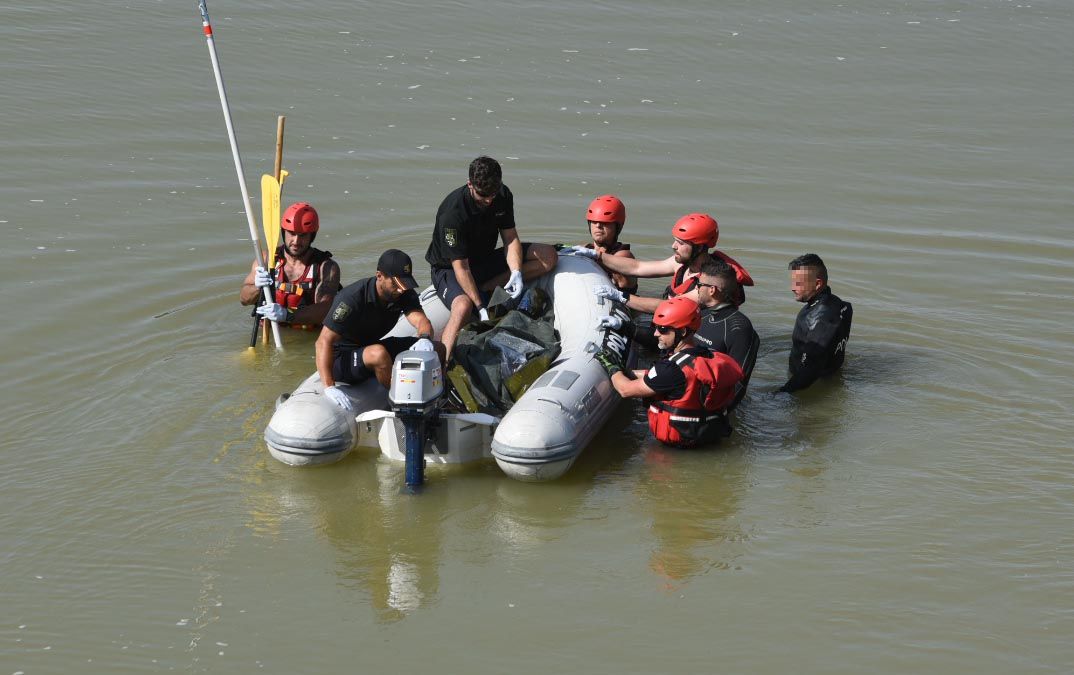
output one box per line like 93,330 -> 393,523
643,346 -> 713,401
425,184 -> 516,269
322,276 -> 421,348
781,287 -> 853,392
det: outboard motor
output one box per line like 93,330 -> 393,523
388,350 -> 444,492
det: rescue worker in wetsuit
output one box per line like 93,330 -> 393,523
315,249 -> 444,411
563,212 -> 754,312
594,297 -> 744,448
694,259 -> 760,410
240,202 -> 341,329
582,194 -> 637,294
425,156 -> 558,362
779,253 -> 853,393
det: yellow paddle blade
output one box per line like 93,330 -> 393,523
261,173 -> 282,268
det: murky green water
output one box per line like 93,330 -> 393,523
3,0 -> 1072,672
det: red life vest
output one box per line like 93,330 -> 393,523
647,349 -> 744,448
272,247 -> 334,329
664,251 -> 754,305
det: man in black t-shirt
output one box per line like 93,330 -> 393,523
694,259 -> 759,409
315,249 -> 442,411
779,253 -> 853,393
425,156 -> 557,360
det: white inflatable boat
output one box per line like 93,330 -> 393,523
263,254 -> 634,481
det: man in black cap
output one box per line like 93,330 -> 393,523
315,249 -> 443,410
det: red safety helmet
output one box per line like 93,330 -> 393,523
587,195 -> 626,233
282,202 -> 319,234
671,213 -> 718,248
653,296 -> 701,332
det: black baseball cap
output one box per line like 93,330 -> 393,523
377,249 -> 419,290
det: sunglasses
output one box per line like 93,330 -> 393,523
695,281 -> 716,289
653,325 -> 675,334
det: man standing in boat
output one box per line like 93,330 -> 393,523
693,259 -> 760,409
779,253 -> 853,393
582,194 -> 637,295
240,202 -> 341,329
564,212 -> 753,310
594,297 -> 744,447
315,249 -> 442,411
425,156 -> 558,361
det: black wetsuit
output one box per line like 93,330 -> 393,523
694,303 -> 760,408
780,287 -> 853,393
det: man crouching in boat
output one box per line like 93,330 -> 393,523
594,297 -> 744,448
240,202 -> 341,329
425,155 -> 558,362
582,194 -> 637,295
315,250 -> 444,411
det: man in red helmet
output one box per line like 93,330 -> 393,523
240,201 -> 341,329
581,194 -> 637,294
594,297 -> 744,447
425,156 -> 558,360
563,212 -> 753,312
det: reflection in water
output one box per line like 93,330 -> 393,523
635,443 -> 751,590
318,460 -> 446,623
242,453 -> 455,624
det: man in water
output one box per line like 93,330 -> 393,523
425,156 -> 557,361
594,297 -> 743,447
240,201 -> 341,329
694,259 -> 759,408
779,253 -> 853,393
581,194 -> 637,294
315,249 -> 442,411
564,212 -> 754,311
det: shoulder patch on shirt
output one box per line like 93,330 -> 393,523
444,228 -> 457,247
332,303 -> 352,322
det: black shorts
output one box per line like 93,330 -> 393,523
332,336 -> 419,385
432,243 -> 533,309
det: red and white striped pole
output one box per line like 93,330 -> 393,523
198,0 -> 283,350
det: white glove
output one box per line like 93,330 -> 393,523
256,302 -> 288,323
597,315 -> 623,330
413,338 -> 435,352
594,284 -> 627,304
323,385 -> 353,411
503,270 -> 524,299
558,245 -> 599,259
254,266 -> 273,289
478,307 -> 490,321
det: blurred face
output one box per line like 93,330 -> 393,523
468,182 -> 497,210
671,238 -> 695,264
283,229 -> 313,257
790,268 -> 822,303
588,219 -> 618,247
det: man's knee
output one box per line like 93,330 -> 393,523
450,294 -> 474,316
362,344 -> 392,369
531,244 -> 558,272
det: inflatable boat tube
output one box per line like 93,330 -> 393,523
264,254 -> 634,479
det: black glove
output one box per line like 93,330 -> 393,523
594,348 -> 622,378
